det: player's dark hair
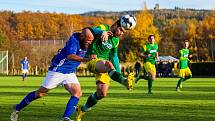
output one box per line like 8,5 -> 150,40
116,20 -> 121,27
148,35 -> 154,40
57,48 -> 61,53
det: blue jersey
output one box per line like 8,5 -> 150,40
21,60 -> 29,70
49,33 -> 87,74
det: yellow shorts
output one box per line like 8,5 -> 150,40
87,59 -> 110,85
143,62 -> 156,75
179,67 -> 192,78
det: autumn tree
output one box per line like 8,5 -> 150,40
121,3 -> 160,61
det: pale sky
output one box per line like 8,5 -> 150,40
0,0 -> 214,14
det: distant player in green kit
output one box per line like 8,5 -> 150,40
176,40 -> 192,91
135,35 -> 158,94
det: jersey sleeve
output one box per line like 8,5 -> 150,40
20,60 -> 23,64
109,37 -> 120,72
139,45 -> 146,54
92,27 -> 103,35
111,37 -> 119,53
92,24 -> 110,35
156,44 -> 159,51
97,24 -> 110,31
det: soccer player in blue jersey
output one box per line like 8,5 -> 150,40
20,57 -> 29,81
10,28 -> 95,121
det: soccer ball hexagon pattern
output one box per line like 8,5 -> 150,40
120,14 -> 137,30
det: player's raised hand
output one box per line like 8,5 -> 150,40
107,31 -> 113,36
143,54 -> 151,59
101,32 -> 108,41
147,54 -> 152,58
189,54 -> 192,59
101,31 -> 113,41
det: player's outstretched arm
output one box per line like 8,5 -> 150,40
67,54 -> 91,62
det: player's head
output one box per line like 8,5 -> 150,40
24,57 -> 27,60
111,20 -> 126,37
184,40 -> 189,49
148,35 -> 155,44
57,49 -> 62,54
79,27 -> 94,50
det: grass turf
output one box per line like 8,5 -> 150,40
0,76 -> 215,121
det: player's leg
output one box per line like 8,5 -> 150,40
11,71 -> 63,121
24,71 -> 28,79
60,73 -> 81,120
16,87 -> 48,111
62,83 -> 82,120
176,78 -> 184,91
22,71 -> 25,81
148,70 -> 156,94
95,60 -> 134,90
83,81 -> 108,111
135,69 -> 142,83
10,86 -> 49,121
76,81 -> 109,121
182,68 -> 192,82
22,70 -> 28,81
135,63 -> 152,83
95,60 -> 125,82
176,69 -> 186,91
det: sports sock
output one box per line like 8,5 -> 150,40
177,78 -> 185,87
22,74 -> 25,80
63,96 -> 79,117
82,92 -> 101,112
183,76 -> 191,82
16,91 -> 39,111
148,79 -> 153,93
108,69 -> 126,84
143,75 -> 150,80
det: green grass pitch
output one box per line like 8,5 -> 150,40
0,76 -> 215,121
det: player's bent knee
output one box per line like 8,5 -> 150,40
104,61 -> 114,70
96,60 -> 108,73
73,91 -> 82,98
37,92 -> 47,97
152,75 -> 156,80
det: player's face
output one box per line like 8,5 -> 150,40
149,36 -> 155,44
184,42 -> 189,49
80,33 -> 94,50
113,27 -> 126,37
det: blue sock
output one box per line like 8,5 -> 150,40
22,74 -> 25,80
63,96 -> 79,117
16,91 -> 38,111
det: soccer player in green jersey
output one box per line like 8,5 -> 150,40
135,35 -> 159,94
176,40 -> 192,91
76,17 -> 136,121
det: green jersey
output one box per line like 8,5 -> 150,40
86,24 -> 119,60
140,43 -> 158,65
179,49 -> 190,69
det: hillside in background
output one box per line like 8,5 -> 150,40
0,8 -> 214,74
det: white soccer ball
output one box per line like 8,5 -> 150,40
120,14 -> 137,30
